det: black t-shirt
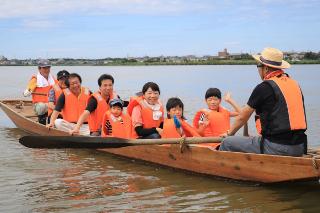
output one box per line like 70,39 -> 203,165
85,96 -> 98,113
85,94 -> 121,113
247,82 -> 275,114
54,93 -> 65,112
247,81 -> 307,145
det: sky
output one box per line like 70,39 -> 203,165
0,0 -> 320,59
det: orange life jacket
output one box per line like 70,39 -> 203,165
30,75 -> 56,104
193,106 -> 230,136
101,111 -> 137,138
161,118 -> 200,138
261,74 -> 307,136
48,84 -> 63,116
255,114 -> 262,135
127,96 -> 164,128
62,87 -> 90,123
88,91 -> 117,132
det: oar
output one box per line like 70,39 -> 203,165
19,135 -> 222,149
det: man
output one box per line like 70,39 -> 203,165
47,73 -> 91,135
47,70 -> 70,123
70,74 -> 118,136
23,59 -> 56,125
219,47 -> 307,156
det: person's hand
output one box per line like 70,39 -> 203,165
23,89 -> 32,97
224,92 -> 232,103
46,123 -> 54,129
199,113 -> 210,127
220,130 -> 231,138
69,127 -> 80,135
173,115 -> 181,129
220,133 -> 228,138
156,127 -> 163,135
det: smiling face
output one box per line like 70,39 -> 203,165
143,87 -> 160,105
206,96 -> 221,111
100,79 -> 113,97
68,76 -> 81,95
110,105 -> 122,117
58,77 -> 68,89
168,106 -> 183,119
38,67 -> 51,79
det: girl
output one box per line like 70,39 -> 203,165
162,97 -> 199,138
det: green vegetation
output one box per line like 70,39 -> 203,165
1,52 -> 320,66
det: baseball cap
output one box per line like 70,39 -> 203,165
109,99 -> 124,109
38,59 -> 51,68
57,70 -> 70,80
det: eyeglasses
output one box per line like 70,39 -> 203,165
257,64 -> 264,68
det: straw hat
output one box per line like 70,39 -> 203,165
252,47 -> 290,69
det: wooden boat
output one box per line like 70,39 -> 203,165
1,99 -> 320,183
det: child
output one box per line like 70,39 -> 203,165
193,88 -> 241,137
162,97 -> 200,138
101,99 -> 136,138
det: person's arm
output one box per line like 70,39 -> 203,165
48,88 -> 55,111
47,93 -> 65,128
228,104 -> 254,136
70,110 -> 90,135
23,78 -> 37,97
135,126 -> 159,137
47,110 -> 59,128
193,111 -> 209,136
70,97 -> 97,135
224,92 -> 241,117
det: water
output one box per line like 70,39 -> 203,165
0,65 -> 320,212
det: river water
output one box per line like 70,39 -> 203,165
0,65 -> 319,212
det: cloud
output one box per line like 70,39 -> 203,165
21,19 -> 62,30
0,0 -> 214,19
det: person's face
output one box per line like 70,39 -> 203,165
38,67 -> 50,78
110,105 -> 122,117
58,77 -> 68,89
143,88 -> 160,105
257,63 -> 265,80
100,79 -> 113,97
68,77 -> 81,94
168,106 -> 183,119
206,96 -> 221,111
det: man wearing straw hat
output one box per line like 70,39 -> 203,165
219,47 -> 307,156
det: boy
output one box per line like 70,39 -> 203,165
193,88 -> 240,137
102,99 -> 136,138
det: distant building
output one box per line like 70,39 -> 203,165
218,48 -> 229,59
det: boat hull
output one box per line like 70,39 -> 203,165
1,99 -> 320,183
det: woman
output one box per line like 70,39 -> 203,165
127,82 -> 164,139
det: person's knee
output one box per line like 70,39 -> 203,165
54,119 -> 63,128
219,137 -> 233,151
34,103 -> 48,116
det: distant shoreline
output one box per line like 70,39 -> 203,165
1,59 -> 320,66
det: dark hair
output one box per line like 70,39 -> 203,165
68,73 -> 82,83
142,82 -> 160,94
98,74 -> 114,87
166,97 -> 185,119
65,73 -> 82,88
205,88 -> 221,99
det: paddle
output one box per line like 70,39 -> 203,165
19,135 -> 222,149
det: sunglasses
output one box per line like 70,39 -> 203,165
257,64 -> 264,68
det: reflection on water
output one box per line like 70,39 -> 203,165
1,65 -> 320,212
